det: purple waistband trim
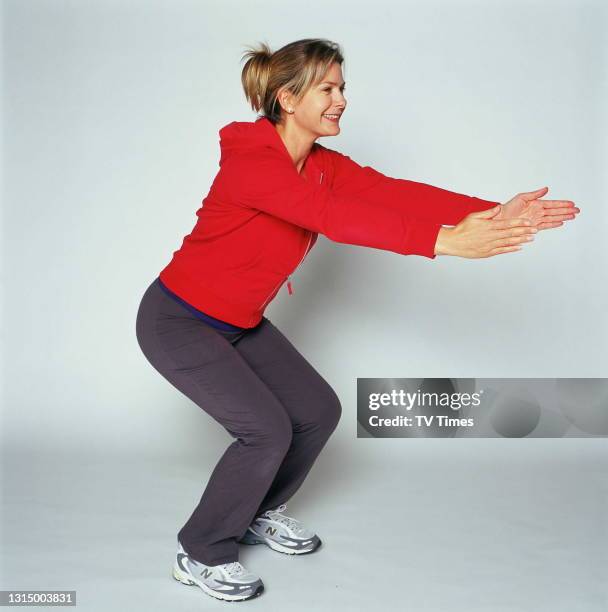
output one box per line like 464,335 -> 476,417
157,278 -> 246,332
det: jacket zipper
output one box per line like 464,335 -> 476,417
254,229 -> 310,321
257,276 -> 286,314
287,232 -> 312,296
254,170 -> 323,323
287,170 -> 322,296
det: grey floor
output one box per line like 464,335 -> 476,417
2,440 -> 606,611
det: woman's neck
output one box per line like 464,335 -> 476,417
274,120 -> 315,174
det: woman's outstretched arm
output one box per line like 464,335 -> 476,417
221,148 -> 442,258
220,148 -> 537,260
322,146 -> 580,230
321,145 -> 500,225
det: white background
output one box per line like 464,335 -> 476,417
2,1 -> 606,610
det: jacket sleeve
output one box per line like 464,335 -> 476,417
323,146 -> 501,226
220,149 -> 442,259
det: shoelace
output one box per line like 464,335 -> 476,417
260,503 -> 305,534
220,561 -> 246,577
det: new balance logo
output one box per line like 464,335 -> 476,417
176,553 -> 189,573
265,527 -> 277,536
200,568 -> 213,579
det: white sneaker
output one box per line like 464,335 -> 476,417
172,541 -> 264,602
238,503 -> 322,555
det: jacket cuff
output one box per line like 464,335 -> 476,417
403,222 -> 442,259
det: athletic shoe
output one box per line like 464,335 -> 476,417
172,541 -> 264,602
238,503 -> 322,555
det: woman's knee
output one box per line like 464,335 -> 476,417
326,389 -> 342,431
308,387 -> 342,434
243,407 -> 293,456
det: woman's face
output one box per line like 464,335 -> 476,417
283,62 -> 347,138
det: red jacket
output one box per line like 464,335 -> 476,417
159,116 -> 499,328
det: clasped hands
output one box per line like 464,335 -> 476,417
434,186 -> 580,258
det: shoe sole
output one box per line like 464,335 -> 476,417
239,532 -> 322,555
172,562 -> 264,602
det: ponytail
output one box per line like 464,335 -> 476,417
240,41 -> 273,114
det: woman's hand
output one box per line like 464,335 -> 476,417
434,205 -> 537,258
496,186 -> 580,230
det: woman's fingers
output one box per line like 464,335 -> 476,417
490,235 -> 535,248
488,224 -> 537,248
538,200 -> 580,218
543,212 -> 577,221
539,200 -> 577,209
488,245 -> 523,256
491,226 -> 537,240
456,198 -> 577,257
521,187 -> 549,200
491,217 -> 568,238
490,218 -> 533,230
542,207 -> 578,217
537,221 -> 564,230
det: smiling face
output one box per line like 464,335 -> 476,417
278,61 -> 347,138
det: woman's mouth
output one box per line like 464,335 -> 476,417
322,114 -> 340,122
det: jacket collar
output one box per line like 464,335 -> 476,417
219,116 -> 323,183
254,117 -> 323,182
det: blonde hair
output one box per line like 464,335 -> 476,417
240,38 -> 345,125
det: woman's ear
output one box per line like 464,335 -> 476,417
277,87 -> 295,114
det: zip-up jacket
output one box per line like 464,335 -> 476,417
158,116 -> 500,328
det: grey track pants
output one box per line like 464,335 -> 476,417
135,278 -> 342,566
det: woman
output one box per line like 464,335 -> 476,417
135,38 -> 579,603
